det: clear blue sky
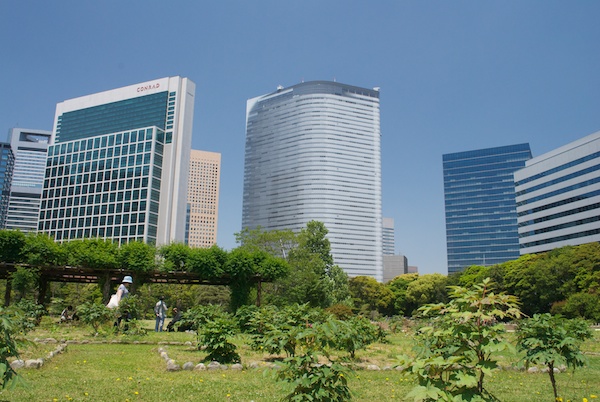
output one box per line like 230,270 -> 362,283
1,1 -> 599,275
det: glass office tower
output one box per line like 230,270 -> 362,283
5,128 -> 51,231
443,143 -> 532,274
516,131 -> 600,254
243,81 -> 383,281
38,77 -> 195,245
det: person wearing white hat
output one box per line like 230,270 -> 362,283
115,276 -> 133,330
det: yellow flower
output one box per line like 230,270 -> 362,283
584,398 -> 588,402
84,392 -> 89,396
591,396 -> 598,400
556,398 -> 563,402
134,391 -> 139,395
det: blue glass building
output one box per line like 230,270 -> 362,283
443,144 -> 532,274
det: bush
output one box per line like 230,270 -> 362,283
77,302 -> 113,335
199,316 -> 240,364
0,307 -> 23,389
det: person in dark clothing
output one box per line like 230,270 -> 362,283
166,307 -> 182,332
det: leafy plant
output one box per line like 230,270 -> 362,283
275,321 -> 352,401
334,316 -> 383,359
0,307 -> 22,389
516,313 -> 593,400
198,316 -> 240,364
401,278 -> 522,401
77,302 -> 113,335
9,299 -> 46,332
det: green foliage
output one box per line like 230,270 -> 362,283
187,245 -> 227,278
61,239 -> 119,269
177,304 -> 228,333
0,229 -> 26,263
235,226 -> 298,259
0,307 -> 23,389
117,295 -> 143,320
517,313 -> 593,399
10,299 -> 46,332
326,304 -> 354,320
401,278 -> 522,401
10,266 -> 39,302
77,302 -> 113,334
386,273 -> 419,316
199,316 -> 240,364
556,292 -> 600,322
117,241 -> 156,272
404,273 -> 449,316
349,276 -> 394,315
275,321 -> 352,401
158,242 -> 190,271
23,232 -> 63,266
333,316 -> 383,359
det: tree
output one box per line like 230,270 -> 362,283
386,273 -> 419,316
517,314 -> 592,400
158,242 -> 190,271
118,241 -> 157,273
349,276 -> 393,315
235,226 -> 298,259
23,232 -> 62,266
404,273 -> 449,316
0,230 -> 26,263
402,278 -> 522,401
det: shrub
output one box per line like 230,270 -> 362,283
517,313 -> 593,400
0,307 -> 23,389
199,316 -> 240,364
401,278 -> 522,401
77,302 -> 113,335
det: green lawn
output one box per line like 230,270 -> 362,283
2,319 -> 599,401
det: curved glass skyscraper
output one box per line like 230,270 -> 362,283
243,81 -> 383,280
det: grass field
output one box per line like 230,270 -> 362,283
1,318 -> 598,401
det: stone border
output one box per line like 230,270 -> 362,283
11,342 -> 67,370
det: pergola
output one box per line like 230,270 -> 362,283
0,263 -> 265,307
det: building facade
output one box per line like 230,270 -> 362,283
38,77 -> 195,245
383,254 -> 408,282
443,143 -> 532,274
243,81 -> 383,280
0,143 -> 15,228
5,128 -> 51,231
515,131 -> 600,254
382,217 -> 395,255
186,149 -> 221,248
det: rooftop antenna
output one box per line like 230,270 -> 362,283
276,85 -> 284,91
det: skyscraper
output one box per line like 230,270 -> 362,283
382,217 -> 395,255
5,128 -> 51,231
516,131 -> 600,254
186,149 -> 221,248
243,81 -> 382,281
38,76 -> 195,245
0,143 -> 14,229
443,143 -> 532,274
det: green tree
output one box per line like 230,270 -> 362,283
62,239 -> 119,270
235,226 -> 298,259
349,276 -> 393,315
0,307 -> 23,389
402,278 -> 522,401
158,242 -> 190,271
386,273 -> 419,316
517,314 -> 593,400
0,230 -> 26,263
23,232 -> 62,266
404,273 -> 449,316
187,245 -> 227,278
118,241 -> 156,273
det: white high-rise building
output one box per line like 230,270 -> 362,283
38,77 -> 195,245
5,128 -> 51,231
515,130 -> 600,254
242,81 -> 382,280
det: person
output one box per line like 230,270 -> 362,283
114,276 -> 133,330
60,305 -> 74,322
154,296 -> 167,332
166,307 -> 182,332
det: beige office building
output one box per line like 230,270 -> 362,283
186,150 -> 221,248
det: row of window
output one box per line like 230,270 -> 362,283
516,163 -> 600,197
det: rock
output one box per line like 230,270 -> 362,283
395,365 -> 406,371
167,359 -> 176,366
10,360 -> 24,370
182,362 -> 195,371
45,338 -> 57,343
184,341 -> 193,346
25,359 -> 43,369
166,362 -> 180,371
157,347 -> 165,353
366,365 -> 381,371
194,363 -> 207,371
527,367 -> 539,373
248,362 -> 260,369
383,366 -> 393,371
231,364 -> 243,371
558,365 -> 567,372
207,361 -> 221,370
160,352 -> 169,360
